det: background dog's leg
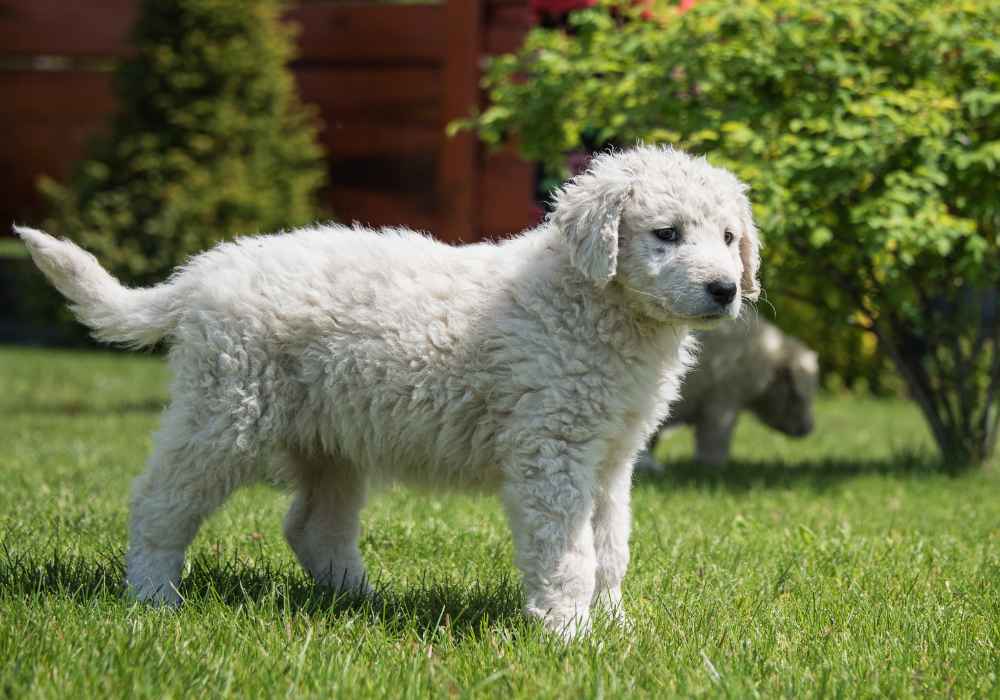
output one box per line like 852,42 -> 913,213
126,412 -> 249,605
591,460 -> 632,626
283,453 -> 370,596
694,406 -> 738,466
502,455 -> 597,641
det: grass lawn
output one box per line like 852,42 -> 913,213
0,238 -> 29,260
1,346 -> 998,698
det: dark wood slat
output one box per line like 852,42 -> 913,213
289,3 -> 445,64
0,1 -> 444,63
326,187 -> 438,234
437,0 -> 482,244
295,65 -> 442,128
326,151 -> 436,195
321,124 -> 442,159
0,117 -> 111,223
479,146 -> 538,238
0,0 -> 137,56
1,71 -> 117,222
486,24 -> 534,56
4,70 -> 116,117
484,0 -> 534,55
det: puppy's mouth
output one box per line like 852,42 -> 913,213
653,311 -> 730,330
682,310 -> 734,323
686,314 -> 729,330
618,285 -> 737,325
646,302 -> 730,324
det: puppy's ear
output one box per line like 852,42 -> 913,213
550,164 -> 631,287
738,198 -> 761,301
792,349 -> 820,395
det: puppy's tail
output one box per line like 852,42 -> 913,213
14,225 -> 181,348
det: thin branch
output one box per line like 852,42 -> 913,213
880,316 -> 952,454
975,336 -> 1000,458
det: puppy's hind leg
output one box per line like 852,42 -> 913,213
126,405 -> 252,606
283,452 -> 370,596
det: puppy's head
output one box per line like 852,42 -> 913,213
551,145 -> 760,324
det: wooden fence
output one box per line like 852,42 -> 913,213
0,0 -> 538,245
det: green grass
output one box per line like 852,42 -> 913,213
1,346 -> 998,698
0,237 -> 29,259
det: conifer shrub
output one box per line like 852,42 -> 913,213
39,0 -> 327,287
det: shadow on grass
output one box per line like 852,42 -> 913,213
635,450 -> 960,493
2,399 -> 166,416
0,546 -> 522,642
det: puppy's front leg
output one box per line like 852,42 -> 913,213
502,449 -> 598,641
591,459 -> 633,626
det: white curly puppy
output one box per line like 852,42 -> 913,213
16,145 -> 760,639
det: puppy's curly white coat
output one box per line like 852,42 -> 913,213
17,145 -> 760,640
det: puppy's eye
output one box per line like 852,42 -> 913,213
724,230 -> 734,246
652,227 -> 680,243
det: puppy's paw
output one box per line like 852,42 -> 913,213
591,588 -> 633,632
312,566 -> 374,599
125,546 -> 184,606
527,604 -> 592,642
125,578 -> 182,607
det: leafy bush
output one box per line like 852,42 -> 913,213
475,0 -> 1000,465
40,0 -> 327,287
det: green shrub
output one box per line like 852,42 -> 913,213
40,0 -> 327,287
474,0 -> 1000,465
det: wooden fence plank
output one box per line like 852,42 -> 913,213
2,70 -> 117,222
290,3 -> 445,65
479,146 -> 538,238
5,70 -> 115,117
0,1 -> 445,63
437,0 -> 482,244
295,66 -> 441,128
321,124 -> 441,159
0,0 -> 137,57
327,187 -> 438,233
0,118 -> 111,223
485,0 -> 535,54
327,151 -> 436,195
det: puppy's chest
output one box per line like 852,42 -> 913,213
588,349 -> 683,473
599,335 -> 688,427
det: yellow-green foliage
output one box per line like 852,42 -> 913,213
476,0 -> 1000,464
41,0 -> 327,286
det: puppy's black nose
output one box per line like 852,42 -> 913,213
706,280 -> 737,306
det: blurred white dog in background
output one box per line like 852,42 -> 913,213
638,318 -> 818,470
17,145 -> 760,640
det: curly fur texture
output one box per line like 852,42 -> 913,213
17,145 -> 760,640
